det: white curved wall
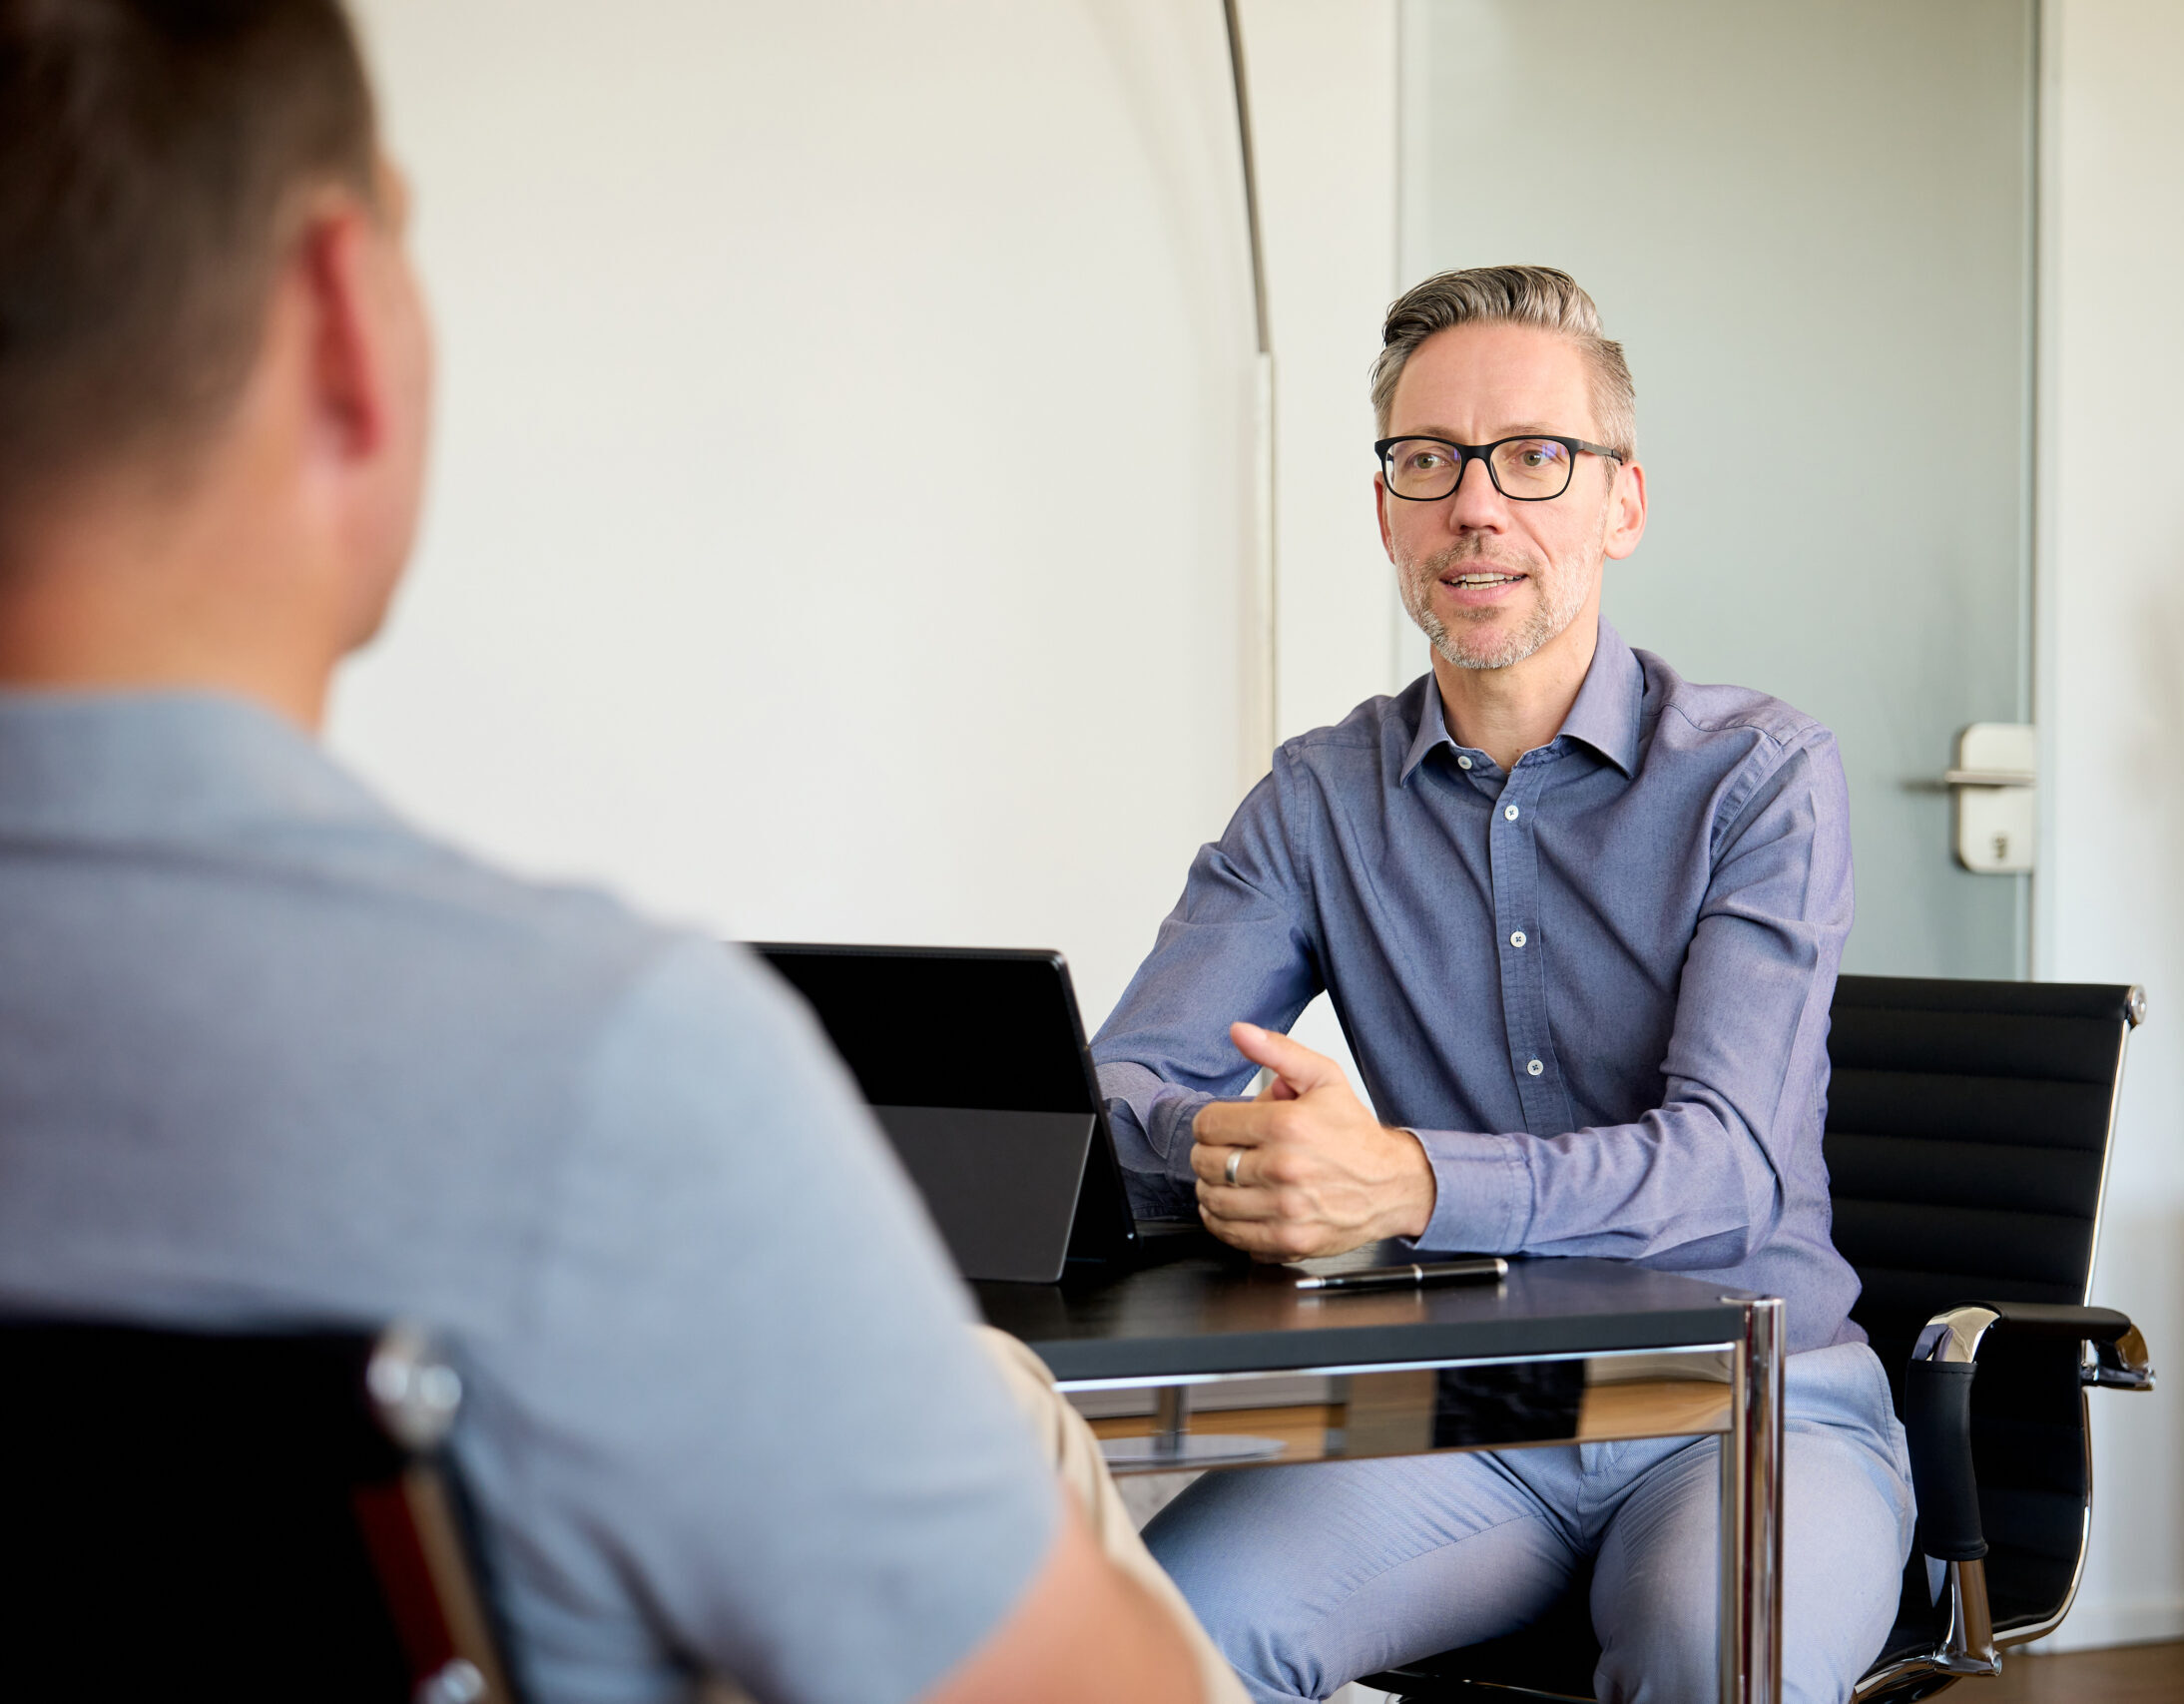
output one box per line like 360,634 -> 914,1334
334,0 -> 1262,1025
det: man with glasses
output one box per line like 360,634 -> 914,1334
1091,268 -> 1913,1703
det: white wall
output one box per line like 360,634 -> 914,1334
1234,0 -> 1400,1089
332,1 -> 1262,1028
2030,0 -> 2184,1650
1244,0 -> 1404,737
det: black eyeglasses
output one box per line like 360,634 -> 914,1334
1374,434 -> 1624,503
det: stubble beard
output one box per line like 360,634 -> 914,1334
1395,514 -> 1607,673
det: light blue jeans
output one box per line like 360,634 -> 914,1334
1144,1343 -> 1915,1704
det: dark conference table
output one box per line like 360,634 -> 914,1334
978,1243 -> 1785,1704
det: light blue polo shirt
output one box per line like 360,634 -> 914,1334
0,690 -> 1056,1704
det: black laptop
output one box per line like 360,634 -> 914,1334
752,942 -> 1204,1283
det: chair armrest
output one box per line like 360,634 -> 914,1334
1906,1302 -> 2156,1566
1913,1302 -> 2156,1391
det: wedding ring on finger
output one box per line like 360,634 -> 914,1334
1225,1147 -> 1244,1187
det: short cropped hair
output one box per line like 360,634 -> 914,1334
0,0 -> 377,519
1370,266 -> 1636,458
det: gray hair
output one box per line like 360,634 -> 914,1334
1370,266 -> 1636,458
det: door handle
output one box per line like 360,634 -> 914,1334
1941,724 -> 2035,873
1941,768 -> 2035,789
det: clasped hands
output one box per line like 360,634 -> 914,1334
1189,1021 -> 1437,1260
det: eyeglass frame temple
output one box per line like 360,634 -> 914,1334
1371,433 -> 1627,503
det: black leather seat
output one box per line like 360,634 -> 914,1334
1364,975 -> 2155,1703
0,1320 -> 519,1702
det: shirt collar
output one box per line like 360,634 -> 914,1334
0,688 -> 393,843
1399,617 -> 1643,785
1398,677 -> 1459,786
1556,619 -> 1643,776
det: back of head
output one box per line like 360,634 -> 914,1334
0,0 -> 377,546
1371,264 -> 1637,457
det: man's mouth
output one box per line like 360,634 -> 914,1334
1442,571 -> 1524,589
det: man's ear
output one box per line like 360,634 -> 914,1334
1373,472 -> 1395,560
294,200 -> 393,465
1602,458 -> 1647,562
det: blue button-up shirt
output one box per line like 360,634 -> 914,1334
1094,621 -> 1862,1353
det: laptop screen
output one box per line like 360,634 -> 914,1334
748,943 -> 1142,1279
750,943 -> 1100,1115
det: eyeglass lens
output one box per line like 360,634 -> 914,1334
1382,438 -> 1574,501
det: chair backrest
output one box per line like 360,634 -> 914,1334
1826,975 -> 2138,1379
0,1320 -> 519,1702
1824,973 -> 2141,1635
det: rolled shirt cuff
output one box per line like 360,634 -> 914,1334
1096,1060 -> 1213,1190
1400,1127 -> 1531,1254
1153,1087 -> 1216,1178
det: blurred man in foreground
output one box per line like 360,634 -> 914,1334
0,4 -> 1236,1701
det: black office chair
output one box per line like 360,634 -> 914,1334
0,1319 -> 521,1702
1364,975 -> 2156,1703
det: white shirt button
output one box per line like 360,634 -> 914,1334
1504,804 -> 1520,821
1456,755 -> 1473,770
1526,1058 -> 1544,1076
1510,930 -> 1527,948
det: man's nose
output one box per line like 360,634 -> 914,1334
1445,454 -> 1505,529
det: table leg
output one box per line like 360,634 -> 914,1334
1153,1384 -> 1187,1459
1718,1297 -> 1785,1703
1096,1382 -> 1288,1467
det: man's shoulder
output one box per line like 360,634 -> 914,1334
1635,648 -> 1835,758
219,793 -> 699,1041
330,810 -> 684,973
320,818 -> 837,1139
105,714 -> 774,1088
1271,678 -> 1427,774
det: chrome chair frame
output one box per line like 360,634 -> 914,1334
1854,1303 -> 2155,1701
1851,979 -> 2155,1703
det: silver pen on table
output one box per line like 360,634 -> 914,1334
1294,1257 -> 1508,1292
